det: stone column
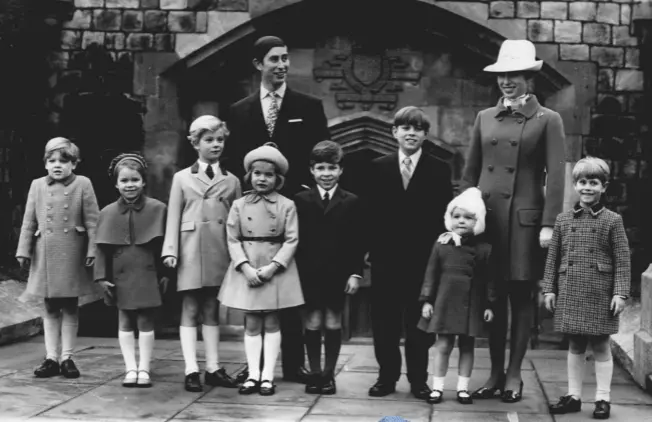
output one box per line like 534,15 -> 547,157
634,265 -> 652,392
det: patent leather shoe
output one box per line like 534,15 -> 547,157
321,376 -> 336,395
259,380 -> 276,396
283,366 -> 310,384
305,374 -> 322,394
549,395 -> 582,414
501,381 -> 524,403
34,359 -> 60,378
368,380 -> 396,397
471,374 -> 505,399
593,400 -> 611,419
60,359 -> 80,379
184,372 -> 202,392
411,383 -> 432,400
457,390 -> 473,405
235,365 -> 249,385
205,367 -> 238,388
427,389 -> 443,404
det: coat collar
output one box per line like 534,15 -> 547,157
311,185 -> 344,214
573,202 -> 605,217
190,161 -> 227,186
46,173 -> 76,186
494,94 -> 540,119
117,195 -> 145,214
244,190 -> 279,204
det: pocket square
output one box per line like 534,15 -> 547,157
288,118 -> 303,123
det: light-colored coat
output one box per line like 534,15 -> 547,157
218,191 -> 304,311
162,162 -> 241,291
461,96 -> 566,282
16,174 -> 100,299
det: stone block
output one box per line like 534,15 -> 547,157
489,1 -> 514,18
174,11 -> 249,58
126,33 -> 153,50
82,31 -> 105,49
560,44 -> 589,61
555,20 -> 582,43
154,34 -> 174,51
569,1 -> 597,22
93,9 -> 121,31
141,0 -> 159,8
105,32 -> 125,50
621,4 -> 631,26
161,0 -> 188,9
626,48 -> 640,69
105,0 -> 138,7
217,0 -> 248,12
486,18 -> 527,40
122,10 -> 143,31
641,267 -> 652,333
613,26 -> 638,47
64,10 -> 92,29
591,45 -> 624,67
596,3 -> 620,25
48,51 -> 69,70
61,30 -> 81,50
583,23 -> 611,45
440,107 -> 476,146
634,330 -> 652,390
516,1 -> 539,18
167,11 -> 196,32
75,0 -> 104,7
541,1 -> 567,20
598,68 -> 614,91
615,70 -> 644,92
196,11 -> 207,32
145,10 -> 167,32
528,20 -> 553,42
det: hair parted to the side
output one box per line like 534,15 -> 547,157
108,152 -> 148,183
393,106 -> 431,133
252,36 -> 286,63
187,115 -> 229,147
572,156 -> 610,184
310,140 -> 343,167
244,142 -> 286,191
43,137 -> 80,163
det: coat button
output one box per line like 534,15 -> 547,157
571,228 -> 576,232
506,166 -> 515,173
248,217 -> 252,221
488,165 -> 494,171
64,204 -> 69,209
63,217 -> 68,221
502,192 -> 511,199
219,197 -> 223,202
498,117 -> 504,121
271,215 -> 276,219
491,139 -> 497,145
511,141 -> 517,146
64,228 -> 69,233
592,228 -> 597,233
218,219 -> 223,224
590,264 -> 596,269
271,228 -> 276,232
482,192 -> 491,199
589,248 -> 594,253
49,193 -> 53,197
47,229 -> 52,234
64,192 -> 68,196
47,218 -> 52,222
569,261 -> 574,266
47,205 -> 53,210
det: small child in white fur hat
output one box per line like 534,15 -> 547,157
417,187 -> 497,405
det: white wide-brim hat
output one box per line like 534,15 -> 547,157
484,40 -> 543,73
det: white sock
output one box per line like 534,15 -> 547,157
432,376 -> 446,391
595,359 -> 613,402
180,326 -> 199,375
118,331 -> 137,372
43,315 -> 61,362
202,325 -> 220,373
568,352 -> 586,399
261,331 -> 281,382
244,333 -> 262,381
138,331 -> 155,373
61,312 -> 78,361
457,375 -> 470,392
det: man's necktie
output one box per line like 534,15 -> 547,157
267,92 -> 280,138
401,157 -> 413,190
323,191 -> 330,210
205,164 -> 215,180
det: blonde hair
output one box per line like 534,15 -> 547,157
43,137 -> 80,163
187,115 -> 230,146
572,156 -> 610,184
244,161 -> 286,192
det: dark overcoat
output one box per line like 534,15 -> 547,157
460,96 -> 566,282
541,203 -> 631,335
294,186 -> 365,310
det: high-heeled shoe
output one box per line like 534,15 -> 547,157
471,374 -> 505,399
501,381 -> 524,403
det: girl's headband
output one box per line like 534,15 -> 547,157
108,153 -> 148,178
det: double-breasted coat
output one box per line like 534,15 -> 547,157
162,162 -> 241,291
541,203 -> 631,335
16,174 -> 100,300
461,96 -> 566,282
417,237 -> 496,337
294,186 -> 365,310
218,191 -> 304,311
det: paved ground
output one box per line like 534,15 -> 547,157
0,336 -> 650,422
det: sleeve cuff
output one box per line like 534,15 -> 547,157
544,293 -> 556,296
350,274 -> 362,279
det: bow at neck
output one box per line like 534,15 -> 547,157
118,195 -> 145,214
244,190 -> 278,204
438,232 -> 475,247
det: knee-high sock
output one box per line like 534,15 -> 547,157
432,376 -> 445,391
567,352 -> 586,399
304,329 -> 322,375
595,358 -> 613,402
180,326 -> 199,375
138,331 -> 155,373
244,333 -> 262,381
323,329 -> 342,377
119,331 -> 137,372
261,331 -> 281,382
61,312 -> 78,361
43,314 -> 62,362
202,325 -> 220,373
457,376 -> 470,392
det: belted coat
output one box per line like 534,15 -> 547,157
460,96 -> 566,282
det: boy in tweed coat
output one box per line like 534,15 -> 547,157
542,157 -> 630,420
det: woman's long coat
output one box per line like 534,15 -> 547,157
541,204 -> 631,335
461,96 -> 566,282
16,174 -> 100,299
162,162 -> 241,291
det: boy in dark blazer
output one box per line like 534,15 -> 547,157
365,106 -> 453,400
295,141 -> 366,395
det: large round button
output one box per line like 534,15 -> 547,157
569,261 -> 574,266
571,228 -> 576,232
491,139 -> 498,145
64,204 -> 69,209
63,217 -> 68,221
506,166 -> 515,173
511,141 -> 517,146
488,165 -> 494,171
502,192 -> 511,199
218,219 -> 223,224
64,228 -> 69,233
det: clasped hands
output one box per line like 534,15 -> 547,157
241,262 -> 279,288
421,302 -> 494,322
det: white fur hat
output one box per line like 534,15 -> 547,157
444,187 -> 487,235
244,142 -> 289,175
484,40 -> 543,73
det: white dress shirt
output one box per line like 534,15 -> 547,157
197,160 -> 220,177
317,184 -> 337,201
398,147 -> 422,176
260,83 -> 287,127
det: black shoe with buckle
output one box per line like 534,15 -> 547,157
205,367 -> 238,388
501,381 -> 524,403
305,373 -> 322,394
457,390 -> 473,405
238,378 -> 259,395
235,365 -> 249,385
184,372 -> 202,392
549,395 -> 582,414
427,389 -> 443,404
34,359 -> 60,378
368,380 -> 396,397
593,400 -> 611,419
321,376 -> 336,395
259,379 -> 276,396
60,359 -> 80,379
471,373 -> 505,399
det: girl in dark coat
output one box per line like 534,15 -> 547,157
419,187 -> 496,405
95,153 -> 168,388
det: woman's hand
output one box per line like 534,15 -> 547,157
163,257 -> 177,268
344,276 -> 360,295
158,277 -> 169,295
421,303 -> 434,319
544,293 -> 556,312
539,227 -> 553,248
16,257 -> 30,269
611,295 -> 626,316
484,309 -> 494,322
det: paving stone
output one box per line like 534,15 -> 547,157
216,0 -> 248,12
149,359 -> 243,383
613,26 -> 638,47
625,48 -> 640,69
302,416 -> 394,422
431,411 -> 554,422
64,10 -> 93,29
309,397 -> 431,421
75,0 -> 104,7
0,403 -> 49,419
528,20 -> 554,43
591,47 -> 624,68
0,378 -> 92,409
621,4 -> 631,26
106,0 -> 139,7
490,1 -> 515,18
560,44 -> 590,61
199,377 -> 318,407
176,402 -> 308,421
93,9 -> 122,31
7,354 -> 124,385
615,69 -> 644,91
531,357 -> 633,384
162,345 -> 245,363
583,23 -> 611,45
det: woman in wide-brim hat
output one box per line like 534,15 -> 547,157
459,39 -> 566,403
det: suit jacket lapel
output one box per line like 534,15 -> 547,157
271,88 -> 295,147
384,153 -> 404,193
324,187 -> 345,215
310,186 -> 325,211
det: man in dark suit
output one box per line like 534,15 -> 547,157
222,36 -> 330,383
365,106 -> 453,400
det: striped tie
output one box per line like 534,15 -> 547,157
266,92 -> 280,138
401,157 -> 413,190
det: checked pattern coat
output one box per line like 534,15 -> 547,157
541,203 -> 630,335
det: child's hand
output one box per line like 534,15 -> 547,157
484,309 -> 494,322
421,303 -> 434,319
163,257 -> 177,268
256,264 -> 277,282
243,265 -> 264,287
544,294 -> 556,312
85,257 -> 95,267
539,227 -> 553,248
611,295 -> 626,316
97,280 -> 115,297
16,257 -> 30,269
158,277 -> 169,295
344,276 -> 360,295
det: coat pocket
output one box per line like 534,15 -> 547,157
75,226 -> 87,236
518,209 -> 543,227
597,263 -> 614,274
180,221 -> 195,232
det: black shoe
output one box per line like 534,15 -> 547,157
238,378 -> 259,395
593,400 -> 611,419
368,380 -> 396,397
549,395 -> 582,414
184,372 -> 202,392
259,379 -> 276,396
305,374 -> 322,394
457,390 -> 473,405
205,367 -> 238,388
471,374 -> 505,399
321,376 -> 336,395
411,382 -> 432,400
427,389 -> 443,404
34,359 -> 60,378
501,381 -> 524,403
60,359 -> 80,379
283,366 -> 310,384
235,365 -> 249,385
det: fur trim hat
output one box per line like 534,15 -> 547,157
244,142 -> 289,175
444,187 -> 486,235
